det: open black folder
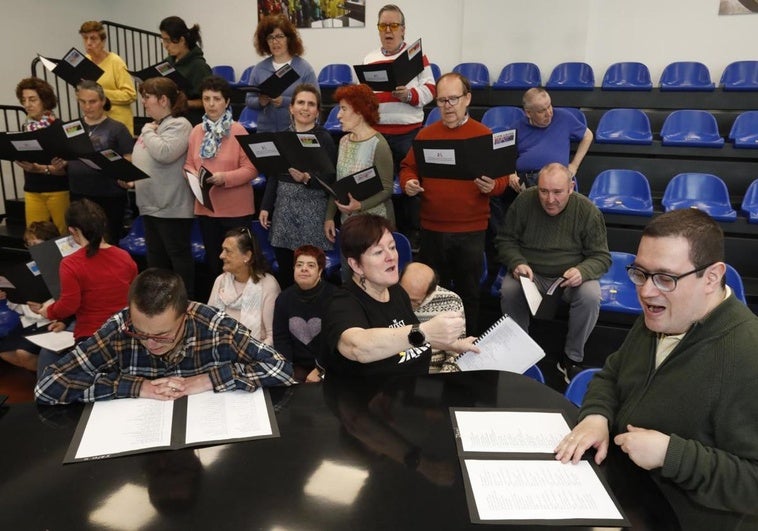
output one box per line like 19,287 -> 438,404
78,149 -> 150,183
37,48 -> 104,87
236,131 -> 335,177
412,130 -> 517,180
185,166 -> 215,212
0,119 -> 95,164
314,166 -> 383,204
354,38 -> 424,92
520,275 -> 565,320
129,61 -> 189,92
237,64 -> 300,98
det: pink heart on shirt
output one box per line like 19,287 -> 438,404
289,317 -> 322,345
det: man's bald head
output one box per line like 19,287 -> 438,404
400,262 -> 437,310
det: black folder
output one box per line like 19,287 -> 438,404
253,64 -> 301,98
236,131 -> 336,177
412,130 -> 517,180
0,119 -> 95,164
314,166 -> 383,204
129,61 -> 189,92
76,149 -> 150,183
1,260 -> 51,304
37,48 -> 104,87
28,236 -> 81,300
185,166 -> 214,212
354,38 -> 424,92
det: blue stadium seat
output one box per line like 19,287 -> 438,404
393,231 -> 413,272
251,220 -> 279,272
425,107 -> 441,126
251,174 -> 267,192
728,111 -> 758,149
523,365 -> 545,384
317,64 -> 352,89
493,62 -> 541,90
726,264 -> 748,304
659,61 -> 715,91
601,62 -> 653,91
720,60 -> 758,91
190,218 -> 206,263
238,106 -> 258,133
452,62 -> 490,88
546,62 -> 594,90
430,63 -> 441,82
599,251 -> 642,315
211,65 -> 236,83
481,106 -> 524,132
565,368 -> 601,407
324,230 -> 341,278
589,169 -> 653,216
740,179 -> 758,224
490,266 -> 507,298
233,65 -> 256,86
660,110 -> 724,148
595,108 -> 653,145
119,216 -> 146,257
324,106 -> 341,133
662,173 -> 737,222
558,107 -> 587,128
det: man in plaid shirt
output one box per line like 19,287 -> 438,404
35,268 -> 295,404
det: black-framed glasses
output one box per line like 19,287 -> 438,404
266,33 -> 287,42
377,22 -> 404,31
626,263 -> 713,292
124,314 -> 186,345
435,94 -> 465,107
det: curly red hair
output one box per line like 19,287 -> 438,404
333,84 -> 380,126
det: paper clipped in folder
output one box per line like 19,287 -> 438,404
519,275 -> 565,319
38,48 -> 104,87
354,38 -> 424,92
314,166 -> 383,205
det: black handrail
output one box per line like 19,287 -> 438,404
0,105 -> 31,210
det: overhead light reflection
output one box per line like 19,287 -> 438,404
88,482 -> 157,530
303,459 -> 369,506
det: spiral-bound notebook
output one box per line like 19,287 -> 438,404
454,314 -> 545,373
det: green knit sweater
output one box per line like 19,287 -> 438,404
581,294 -> 758,531
495,188 -> 610,280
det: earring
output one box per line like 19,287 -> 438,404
359,275 -> 367,290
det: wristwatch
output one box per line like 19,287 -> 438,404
408,324 -> 426,347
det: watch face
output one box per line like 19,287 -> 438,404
408,327 -> 425,347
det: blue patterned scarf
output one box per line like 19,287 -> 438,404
200,108 -> 233,159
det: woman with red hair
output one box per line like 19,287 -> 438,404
324,84 -> 394,244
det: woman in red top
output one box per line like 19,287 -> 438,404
29,199 -> 137,341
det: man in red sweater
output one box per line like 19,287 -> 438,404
400,72 -> 509,335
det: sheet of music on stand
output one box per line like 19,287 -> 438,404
64,389 -> 278,463
449,408 -> 628,526
453,314 -> 544,374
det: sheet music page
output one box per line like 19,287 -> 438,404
75,399 -> 173,459
455,316 -> 544,373
454,410 -> 571,453
464,459 -> 623,521
24,330 -> 74,352
519,275 -> 543,315
184,389 -> 273,444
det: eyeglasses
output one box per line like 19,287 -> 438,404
436,94 -> 465,107
124,314 -> 186,345
625,264 -> 713,293
238,226 -> 253,242
266,33 -> 287,42
377,22 -> 404,31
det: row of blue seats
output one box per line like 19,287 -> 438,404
588,170 -> 758,223
312,60 -> 758,92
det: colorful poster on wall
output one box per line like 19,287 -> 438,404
719,0 -> 758,14
258,0 -> 366,28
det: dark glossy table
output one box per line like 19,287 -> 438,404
0,371 -> 678,530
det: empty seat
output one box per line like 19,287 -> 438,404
740,179 -> 758,223
251,174 -> 267,191
430,63 -> 441,82
728,111 -> 758,148
726,264 -> 748,304
589,169 -> 653,216
317,63 -> 352,89
660,110 -> 724,148
601,62 -> 653,91
452,62 -> 490,88
599,251 -> 642,315
595,108 -> 653,145
211,65 -> 236,83
425,107 -> 441,126
546,62 -> 594,90
565,368 -> 601,407
661,173 -> 737,222
324,230 -> 341,278
324,106 -> 341,133
119,216 -> 147,257
558,107 -> 587,128
481,106 -> 524,132
393,232 -> 413,271
238,106 -> 258,133
233,65 -> 256,86
493,62 -> 541,89
659,61 -> 715,91
251,220 -> 279,272
190,218 -> 206,263
489,266 -> 507,298
523,365 -> 545,384
720,60 -> 758,91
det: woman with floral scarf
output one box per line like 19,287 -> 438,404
184,75 -> 257,278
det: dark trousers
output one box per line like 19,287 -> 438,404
143,216 -> 195,299
70,193 -> 126,244
273,246 -> 294,290
420,229 -> 485,336
385,129 -> 421,236
198,215 -> 255,277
